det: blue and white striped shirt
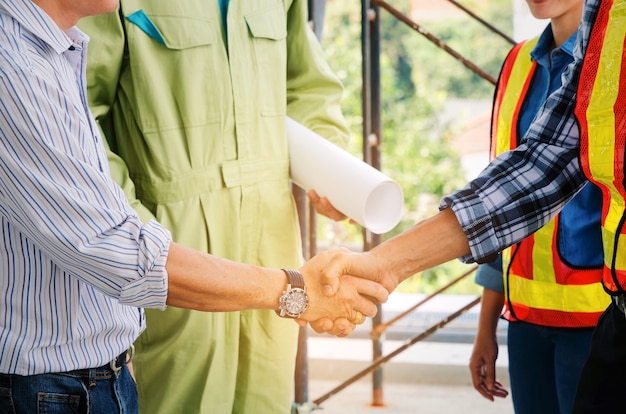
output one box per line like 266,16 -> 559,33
0,2 -> 171,375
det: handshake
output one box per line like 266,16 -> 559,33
278,205 -> 468,337
284,247 -> 401,337
169,209 -> 464,337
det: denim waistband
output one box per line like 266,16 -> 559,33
67,350 -> 129,379
0,349 -> 131,381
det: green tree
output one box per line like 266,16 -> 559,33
408,1 -> 513,98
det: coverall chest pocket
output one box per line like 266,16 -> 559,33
245,4 -> 288,117
124,6 -> 224,133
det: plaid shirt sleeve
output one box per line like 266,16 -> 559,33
440,1 -> 600,264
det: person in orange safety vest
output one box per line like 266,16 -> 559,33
469,1 -> 608,413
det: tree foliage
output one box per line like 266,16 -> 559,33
318,0 -> 513,293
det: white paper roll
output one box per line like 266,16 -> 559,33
286,117 -> 404,234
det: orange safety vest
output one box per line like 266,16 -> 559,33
493,39 -> 608,327
576,0 -> 626,294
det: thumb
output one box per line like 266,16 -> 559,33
322,276 -> 340,297
320,260 -> 342,297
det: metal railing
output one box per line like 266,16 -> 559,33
309,266 -> 479,411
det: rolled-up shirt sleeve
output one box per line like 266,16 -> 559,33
116,220 -> 170,309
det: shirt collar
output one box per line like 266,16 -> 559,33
0,1 -> 88,54
530,23 -> 576,65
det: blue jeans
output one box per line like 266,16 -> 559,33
0,362 -> 138,414
507,321 -> 594,414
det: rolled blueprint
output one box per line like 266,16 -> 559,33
286,117 -> 404,234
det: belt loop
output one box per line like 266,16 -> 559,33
89,368 -> 96,388
110,358 -> 122,378
109,345 -> 135,378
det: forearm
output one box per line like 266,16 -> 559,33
165,243 -> 388,321
476,288 -> 504,340
165,243 -> 284,312
371,208 -> 471,289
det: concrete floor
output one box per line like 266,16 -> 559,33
296,294 -> 514,414
306,379 -> 514,414
301,336 -> 513,414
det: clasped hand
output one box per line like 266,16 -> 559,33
294,248 -> 397,337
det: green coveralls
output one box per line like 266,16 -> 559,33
80,1 -> 349,412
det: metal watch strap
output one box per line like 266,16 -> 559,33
282,268 -> 305,289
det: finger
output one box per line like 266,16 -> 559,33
349,310 -> 365,325
326,318 -> 355,337
302,250 -> 344,297
492,389 -> 509,398
352,295 -> 378,318
324,250 -> 397,293
492,381 -> 509,398
309,318 -> 355,337
477,381 -> 496,401
307,189 -> 321,203
341,275 -> 386,317
306,190 -> 347,221
314,249 -> 351,296
307,190 -> 348,221
339,280 -> 379,318
469,361 -> 493,400
351,276 -> 389,304
319,199 -> 348,221
308,318 -> 334,334
468,359 -> 483,390
484,360 -> 497,392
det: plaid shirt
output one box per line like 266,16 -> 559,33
441,0 -> 602,263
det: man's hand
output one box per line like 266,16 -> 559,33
297,270 -> 387,322
314,248 -> 400,295
294,249 -> 390,337
307,189 -> 353,222
303,317 -> 356,337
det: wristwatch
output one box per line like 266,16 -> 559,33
277,269 -> 309,318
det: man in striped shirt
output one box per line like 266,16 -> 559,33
0,1 -> 387,412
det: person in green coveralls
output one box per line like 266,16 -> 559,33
80,1 -> 352,413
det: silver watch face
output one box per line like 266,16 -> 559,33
279,287 -> 309,318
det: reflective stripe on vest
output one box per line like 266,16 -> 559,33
576,0 -> 626,294
494,39 -> 607,327
491,39 -> 538,159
